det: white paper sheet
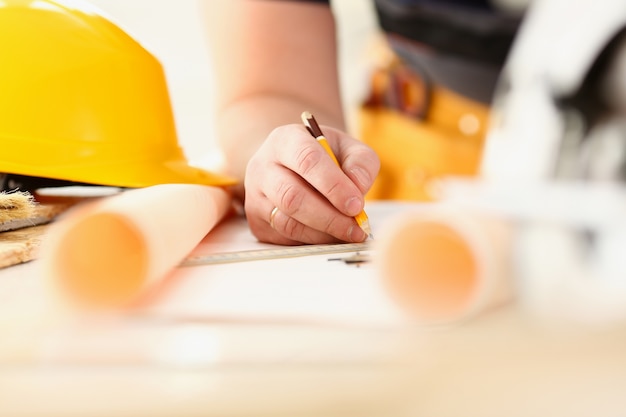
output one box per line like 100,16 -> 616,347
134,201 -> 425,328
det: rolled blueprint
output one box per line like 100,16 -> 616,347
39,184 -> 232,309
373,205 -> 513,325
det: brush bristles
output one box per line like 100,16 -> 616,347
0,191 -> 36,224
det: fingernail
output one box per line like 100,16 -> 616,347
345,196 -> 363,216
350,167 -> 370,189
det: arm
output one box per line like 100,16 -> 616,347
203,0 -> 380,245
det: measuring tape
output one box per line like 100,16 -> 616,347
181,242 -> 370,266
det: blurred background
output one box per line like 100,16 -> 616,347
87,0 -> 381,170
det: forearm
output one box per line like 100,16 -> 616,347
215,93 -> 345,186
204,1 -> 345,200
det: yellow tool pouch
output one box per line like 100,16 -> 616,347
358,59 -> 490,201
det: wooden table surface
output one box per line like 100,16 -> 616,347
1,202 -> 625,417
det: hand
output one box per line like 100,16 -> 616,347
244,123 -> 380,245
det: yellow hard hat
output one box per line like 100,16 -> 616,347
0,0 -> 237,189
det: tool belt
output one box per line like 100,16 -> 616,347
358,55 -> 490,201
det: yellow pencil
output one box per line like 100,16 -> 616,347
301,111 -> 373,239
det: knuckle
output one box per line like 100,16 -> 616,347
244,160 -> 265,185
283,216 -> 303,237
325,215 -> 341,235
325,180 -> 343,198
276,181 -> 305,214
294,144 -> 323,176
324,215 -> 349,240
246,158 -> 262,173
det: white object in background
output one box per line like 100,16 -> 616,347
435,178 -> 626,324
516,222 -> 626,324
481,0 -> 626,182
450,0 -> 626,324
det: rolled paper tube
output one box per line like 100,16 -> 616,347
373,206 -> 513,325
39,184 -> 232,309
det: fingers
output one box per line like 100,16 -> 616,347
244,123 -> 379,245
258,203 -> 342,245
274,125 -> 364,216
245,163 -> 364,244
332,127 -> 381,195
